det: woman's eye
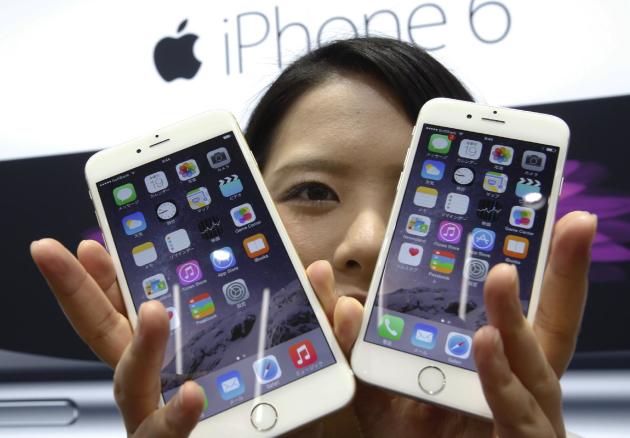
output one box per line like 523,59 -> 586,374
282,182 -> 339,203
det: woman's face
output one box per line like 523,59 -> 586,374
262,73 -> 413,302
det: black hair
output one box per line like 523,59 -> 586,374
245,37 -> 473,168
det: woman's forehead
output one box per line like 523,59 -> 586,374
264,74 -> 412,175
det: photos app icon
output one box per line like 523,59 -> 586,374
176,159 -> 200,181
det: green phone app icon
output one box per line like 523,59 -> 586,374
428,133 -> 451,154
378,314 -> 405,341
113,183 -> 137,206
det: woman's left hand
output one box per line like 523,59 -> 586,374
307,210 -> 597,437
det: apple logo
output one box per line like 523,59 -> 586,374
153,19 -> 201,82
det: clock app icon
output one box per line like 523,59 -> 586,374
156,200 -> 178,221
452,166 -> 475,186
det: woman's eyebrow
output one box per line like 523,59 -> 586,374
272,158 -> 351,177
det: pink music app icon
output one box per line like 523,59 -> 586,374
176,259 -> 203,285
438,221 -> 463,244
289,340 -> 318,369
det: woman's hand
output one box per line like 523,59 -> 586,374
31,238 -> 132,367
31,210 -> 596,437
113,300 -> 205,437
307,210 -> 597,437
31,240 -> 205,436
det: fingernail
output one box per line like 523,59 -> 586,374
30,240 -> 40,251
491,327 -> 504,354
135,305 -> 146,340
175,384 -> 185,408
507,263 -> 518,282
483,326 -> 506,369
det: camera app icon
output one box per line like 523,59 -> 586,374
207,147 -> 231,169
521,150 -> 546,172
222,278 -> 249,305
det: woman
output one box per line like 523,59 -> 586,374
31,37 -> 596,437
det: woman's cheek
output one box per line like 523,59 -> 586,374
275,204 -> 340,267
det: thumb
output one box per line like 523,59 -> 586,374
306,260 -> 338,323
133,381 -> 205,438
333,296 -> 364,356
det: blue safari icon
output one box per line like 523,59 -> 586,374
445,332 -> 472,359
252,355 -> 282,384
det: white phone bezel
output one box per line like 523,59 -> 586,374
351,98 -> 569,419
85,111 -> 355,437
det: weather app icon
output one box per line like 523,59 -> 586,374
421,160 -> 445,181
122,211 -> 147,235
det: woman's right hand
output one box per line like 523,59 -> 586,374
31,238 -> 133,368
31,239 -> 205,437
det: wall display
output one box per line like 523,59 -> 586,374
0,1 -> 628,367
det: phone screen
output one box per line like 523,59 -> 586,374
364,124 -> 560,371
96,132 -> 335,419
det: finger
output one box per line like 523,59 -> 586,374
30,238 -> 131,367
536,211 -> 597,376
483,264 -> 564,435
133,381 -> 205,438
474,326 -> 557,438
77,240 -> 126,315
306,260 -> 339,323
114,301 -> 170,434
333,296 -> 364,356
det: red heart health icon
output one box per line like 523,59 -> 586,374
408,247 -> 420,256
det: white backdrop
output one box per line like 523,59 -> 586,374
1,0 -> 629,161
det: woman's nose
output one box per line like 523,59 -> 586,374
332,207 -> 387,284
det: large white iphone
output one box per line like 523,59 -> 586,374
351,98 -> 569,418
85,111 -> 354,436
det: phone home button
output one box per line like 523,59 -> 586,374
250,402 -> 278,431
418,366 -> 446,395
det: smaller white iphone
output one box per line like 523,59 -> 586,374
85,111 -> 354,436
351,98 -> 569,418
